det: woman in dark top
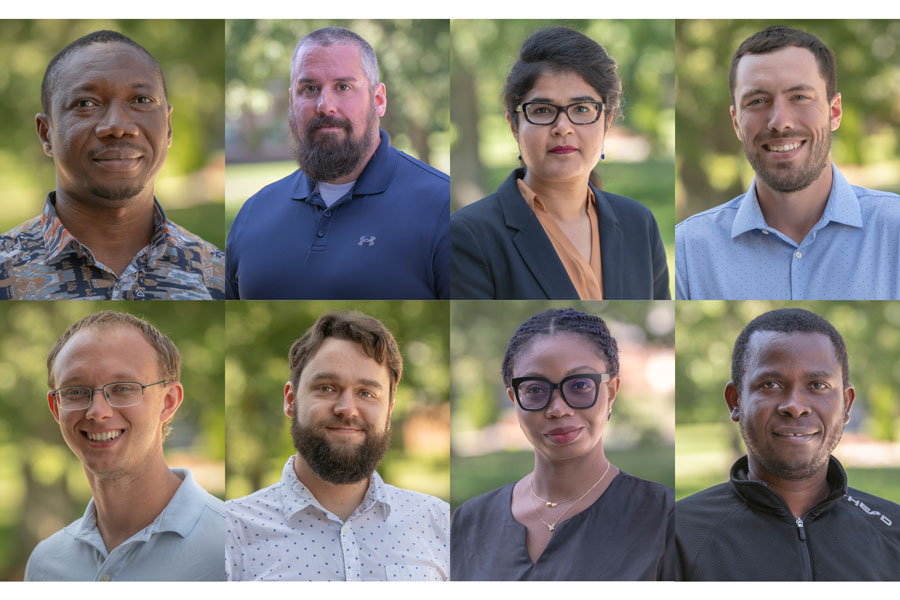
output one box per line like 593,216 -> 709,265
451,27 -> 669,300
450,308 -> 674,580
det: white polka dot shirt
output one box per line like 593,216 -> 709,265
225,456 -> 449,581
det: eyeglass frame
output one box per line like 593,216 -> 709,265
515,101 -> 605,126
510,373 -> 612,411
49,380 -> 174,411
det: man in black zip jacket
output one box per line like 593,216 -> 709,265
675,308 -> 900,580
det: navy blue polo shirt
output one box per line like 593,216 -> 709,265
226,130 -> 449,299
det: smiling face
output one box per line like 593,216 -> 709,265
730,46 -> 841,194
725,331 -> 854,483
509,70 -> 610,188
289,42 -> 385,184
37,42 -> 172,206
507,333 -> 619,464
285,337 -> 394,484
48,326 -> 181,482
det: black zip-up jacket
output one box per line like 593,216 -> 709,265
675,456 -> 900,580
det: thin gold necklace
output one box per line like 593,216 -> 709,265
529,461 -> 612,532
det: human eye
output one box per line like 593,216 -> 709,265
62,387 -> 89,398
74,98 -> 98,109
300,84 -> 319,95
760,381 -> 781,390
809,381 -> 830,391
314,383 -> 336,393
113,383 -> 140,393
572,103 -> 592,113
133,95 -> 156,105
337,83 -> 352,92
358,389 -> 377,399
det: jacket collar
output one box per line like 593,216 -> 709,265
729,454 -> 848,520
291,129 -> 397,202
496,169 -> 623,298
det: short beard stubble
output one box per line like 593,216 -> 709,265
740,416 -> 844,481
291,409 -> 392,485
742,122 -> 832,193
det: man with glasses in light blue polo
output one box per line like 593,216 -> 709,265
25,311 -> 224,581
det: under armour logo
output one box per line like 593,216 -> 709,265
358,236 -> 376,247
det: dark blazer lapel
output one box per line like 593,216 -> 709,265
593,185 -> 624,298
496,172 -> 579,298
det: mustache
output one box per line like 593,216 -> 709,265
319,417 -> 368,431
87,141 -> 146,159
757,129 -> 811,143
306,115 -> 352,135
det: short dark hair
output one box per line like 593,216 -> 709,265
289,311 -> 402,396
731,308 -> 849,390
503,26 -> 622,131
501,307 -> 619,387
729,25 -> 837,105
41,30 -> 168,117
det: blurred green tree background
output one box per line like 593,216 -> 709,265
0,20 -> 225,250
0,301 -> 224,581
676,301 -> 900,503
676,20 -> 900,223
224,20 -> 450,231
225,301 -> 450,505
451,300 -> 674,510
451,20 -> 675,295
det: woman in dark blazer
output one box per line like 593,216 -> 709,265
451,27 -> 669,300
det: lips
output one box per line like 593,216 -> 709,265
545,426 -> 582,444
549,145 -> 577,155
83,429 -> 125,446
89,145 -> 145,171
772,428 -> 819,441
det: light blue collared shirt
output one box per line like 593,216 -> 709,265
676,164 -> 900,299
25,468 -> 225,581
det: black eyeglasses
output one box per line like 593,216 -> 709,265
50,380 -> 173,411
515,101 -> 604,125
510,373 -> 611,411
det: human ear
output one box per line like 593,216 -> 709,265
36,113 -> 53,157
724,381 -> 741,422
374,82 -> 387,117
48,391 -> 61,424
159,382 -> 184,423
829,93 -> 842,131
283,381 -> 295,418
729,105 -> 742,142
842,384 -> 855,423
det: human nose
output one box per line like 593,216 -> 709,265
550,108 -> 575,135
95,102 -> 139,138
767,97 -> 794,132
316,89 -> 337,115
332,389 -> 360,419
777,386 -> 811,418
544,386 -> 574,418
84,389 -> 115,420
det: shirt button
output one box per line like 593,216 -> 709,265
100,574 -> 111,581
795,251 -> 803,259
317,230 -> 325,238
761,229 -> 769,235
324,210 -> 332,217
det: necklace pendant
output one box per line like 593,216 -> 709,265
546,502 -> 557,508
547,524 -> 555,531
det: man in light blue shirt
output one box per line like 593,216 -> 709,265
25,311 -> 224,581
676,26 -> 900,300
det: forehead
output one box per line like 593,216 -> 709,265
301,337 -> 391,383
733,45 -> 825,95
526,69 -> 599,101
293,42 -> 366,81
53,325 -> 159,381
515,332 -> 607,374
744,330 -> 839,375
53,43 -> 164,98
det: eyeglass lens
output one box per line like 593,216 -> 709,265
516,376 -> 598,409
57,383 -> 145,410
524,102 -> 601,125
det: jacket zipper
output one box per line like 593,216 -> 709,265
795,517 -> 813,580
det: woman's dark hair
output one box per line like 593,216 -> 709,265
503,26 -> 622,132
501,308 -> 619,386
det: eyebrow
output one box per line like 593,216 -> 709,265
751,369 -> 836,381
527,95 -> 598,104
739,84 -> 817,103
517,366 -> 601,378
296,76 -> 359,85
308,371 -> 384,389
69,82 -> 159,94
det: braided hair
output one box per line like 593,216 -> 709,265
501,308 -> 619,386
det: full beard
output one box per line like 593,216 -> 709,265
291,411 -> 391,485
743,123 -> 831,193
740,418 -> 843,481
290,108 -> 379,183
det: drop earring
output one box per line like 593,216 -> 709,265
600,151 -> 606,161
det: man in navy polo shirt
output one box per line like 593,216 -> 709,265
226,27 -> 449,299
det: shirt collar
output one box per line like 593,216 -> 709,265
40,193 -> 174,263
291,129 -> 395,203
279,455 -> 391,521
66,468 -> 207,555
515,177 -> 596,213
731,163 -> 862,239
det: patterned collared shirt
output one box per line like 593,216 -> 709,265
0,194 -> 225,299
225,456 -> 450,581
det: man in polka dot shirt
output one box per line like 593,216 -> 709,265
225,311 -> 449,580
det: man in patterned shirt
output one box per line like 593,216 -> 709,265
225,311 -> 449,580
0,30 -> 224,299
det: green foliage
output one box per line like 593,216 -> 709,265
0,20 -> 225,247
0,301 -> 224,580
676,20 -> 900,222
225,301 -> 450,503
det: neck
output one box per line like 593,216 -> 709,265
87,455 -> 181,553
530,446 -> 613,500
522,170 -> 591,221
754,162 -> 834,244
293,454 -> 370,522
747,457 -> 831,519
53,188 -> 157,276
